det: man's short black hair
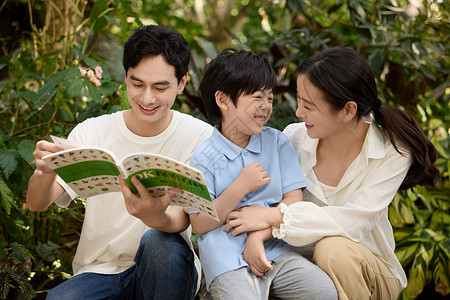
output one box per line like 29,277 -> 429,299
123,25 -> 191,83
200,48 -> 277,125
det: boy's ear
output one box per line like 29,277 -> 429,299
342,101 -> 358,122
177,73 -> 188,93
215,91 -> 230,110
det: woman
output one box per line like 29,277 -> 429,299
225,46 -> 439,299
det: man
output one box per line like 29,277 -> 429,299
27,25 -> 212,299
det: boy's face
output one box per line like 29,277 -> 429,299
124,54 -> 186,137
221,89 -> 273,147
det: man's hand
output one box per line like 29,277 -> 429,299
27,140 -> 65,212
243,229 -> 273,277
33,140 -> 63,176
119,175 -> 182,230
235,161 -> 271,195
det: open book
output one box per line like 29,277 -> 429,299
43,136 -> 218,220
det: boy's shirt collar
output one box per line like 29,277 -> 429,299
211,126 -> 262,160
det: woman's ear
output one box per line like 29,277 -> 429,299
343,101 -> 358,122
215,91 -> 230,110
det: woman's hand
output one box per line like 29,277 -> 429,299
243,229 -> 273,277
225,205 -> 282,236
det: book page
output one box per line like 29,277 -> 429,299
43,148 -> 121,198
50,135 -> 87,150
121,153 -> 218,220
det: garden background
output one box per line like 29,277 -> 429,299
0,0 -> 448,299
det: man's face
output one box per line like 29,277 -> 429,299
124,54 -> 186,137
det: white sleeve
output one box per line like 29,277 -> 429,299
273,146 -> 412,247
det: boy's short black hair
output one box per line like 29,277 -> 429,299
200,48 -> 277,125
123,25 -> 191,83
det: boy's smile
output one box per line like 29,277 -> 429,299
124,55 -> 186,137
221,89 -> 273,148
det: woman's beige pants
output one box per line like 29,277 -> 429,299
313,236 -> 403,300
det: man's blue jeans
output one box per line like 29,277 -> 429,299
46,229 -> 198,300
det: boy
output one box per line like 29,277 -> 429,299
26,25 -> 212,299
189,49 -> 337,299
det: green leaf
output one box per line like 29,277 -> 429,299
0,176 -> 14,215
393,227 -> 414,241
78,53 -> 98,68
0,271 -> 9,300
98,81 -> 120,97
432,250 -> 450,295
33,68 -> 72,104
368,48 -> 385,76
0,149 -> 20,178
438,240 -> 450,258
405,262 -> 426,298
86,81 -> 103,104
35,241 -> 60,263
194,37 -> 218,59
7,265 -> 32,293
18,140 -> 35,166
66,77 -> 83,99
397,197 -> 415,224
395,242 -> 419,266
17,91 -> 37,102
389,205 -> 405,228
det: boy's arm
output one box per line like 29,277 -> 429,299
242,189 -> 303,276
279,188 -> 303,206
26,140 -> 65,212
225,188 -> 303,235
190,161 -> 271,234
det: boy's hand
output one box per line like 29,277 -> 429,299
119,175 -> 180,229
235,161 -> 271,194
243,229 -> 273,277
33,140 -> 63,176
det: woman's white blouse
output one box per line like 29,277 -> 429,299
274,121 -> 411,287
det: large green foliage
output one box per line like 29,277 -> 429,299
0,0 -> 448,299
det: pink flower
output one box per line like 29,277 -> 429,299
93,78 -> 102,87
95,66 -> 103,79
87,69 -> 95,79
79,67 -> 87,77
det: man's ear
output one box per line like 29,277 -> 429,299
215,91 -> 230,110
343,101 -> 358,122
177,73 -> 188,93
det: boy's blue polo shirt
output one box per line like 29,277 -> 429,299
191,126 -> 307,288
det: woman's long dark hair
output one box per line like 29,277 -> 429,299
298,46 -> 439,189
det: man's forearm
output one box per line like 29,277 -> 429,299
26,173 -> 64,212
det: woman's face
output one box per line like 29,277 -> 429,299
295,74 -> 343,139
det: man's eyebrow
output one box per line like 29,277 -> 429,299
153,80 -> 171,86
129,75 -> 171,86
129,75 -> 143,82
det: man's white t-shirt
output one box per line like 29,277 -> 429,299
55,110 -> 213,291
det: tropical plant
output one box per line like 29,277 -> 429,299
0,0 -> 448,299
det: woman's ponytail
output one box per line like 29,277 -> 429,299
373,105 -> 440,189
